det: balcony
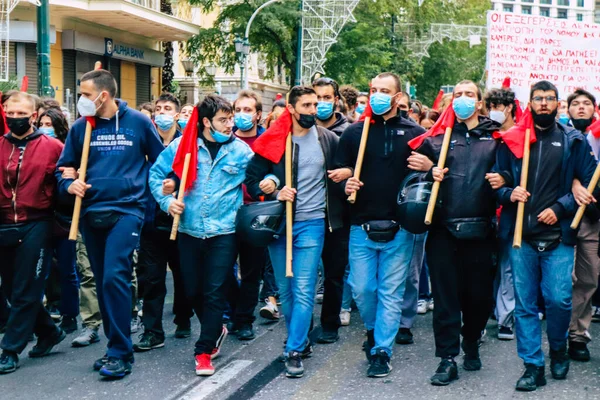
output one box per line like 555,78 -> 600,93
49,0 -> 199,41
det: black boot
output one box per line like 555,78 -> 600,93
568,341 -> 590,362
461,339 -> 482,371
430,357 -> 458,386
550,347 -> 570,380
516,364 -> 546,391
362,329 -> 375,362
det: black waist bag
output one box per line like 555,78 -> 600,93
527,237 -> 561,253
362,220 -> 400,243
445,218 -> 492,240
85,211 -> 122,230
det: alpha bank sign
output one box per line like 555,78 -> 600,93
105,38 -> 145,60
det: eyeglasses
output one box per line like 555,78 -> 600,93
532,96 -> 557,104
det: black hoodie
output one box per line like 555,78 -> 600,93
417,116 -> 502,222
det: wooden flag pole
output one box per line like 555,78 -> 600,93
424,127 -> 453,225
285,133 -> 294,278
170,153 -> 192,240
513,128 -> 531,249
347,117 -> 371,204
570,162 -> 600,229
69,61 -> 103,241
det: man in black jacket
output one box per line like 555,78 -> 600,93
495,81 -> 596,391
340,72 -> 426,378
313,77 -> 350,136
416,80 -> 502,386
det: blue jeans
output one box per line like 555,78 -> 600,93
348,226 -> 416,357
341,265 -> 352,310
269,219 -> 325,354
511,242 -> 575,366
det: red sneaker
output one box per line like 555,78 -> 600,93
210,325 -> 228,360
195,354 -> 215,376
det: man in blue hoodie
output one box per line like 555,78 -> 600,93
56,69 -> 164,379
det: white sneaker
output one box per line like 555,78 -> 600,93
71,327 -> 100,347
259,300 -> 280,321
417,299 -> 428,314
427,299 -> 434,311
130,316 -> 141,334
340,310 -> 351,326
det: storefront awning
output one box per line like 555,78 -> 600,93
50,0 -> 200,41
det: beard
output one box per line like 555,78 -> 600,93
531,108 -> 558,129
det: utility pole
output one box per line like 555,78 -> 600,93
37,0 -> 54,97
294,0 -> 302,86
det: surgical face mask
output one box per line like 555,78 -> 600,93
558,113 -> 570,125
316,101 -> 335,121
356,103 -> 366,115
370,92 -> 393,115
154,114 -> 175,131
38,127 -> 56,138
178,119 -> 188,129
489,110 -> 507,125
234,112 -> 255,131
210,123 -> 232,143
572,117 -> 593,132
77,92 -> 103,117
532,109 -> 558,128
453,96 -> 477,120
399,110 -> 409,119
6,116 -> 32,136
296,113 -> 316,129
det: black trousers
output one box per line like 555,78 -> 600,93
0,220 -> 58,354
179,233 -> 237,355
426,228 -> 496,358
230,239 -> 268,326
138,227 -> 193,339
0,286 -> 9,325
320,227 -> 350,332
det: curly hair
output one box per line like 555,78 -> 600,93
484,88 -> 517,119
339,85 -> 359,107
38,107 -> 70,143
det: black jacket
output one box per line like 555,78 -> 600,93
336,114 -> 426,225
325,112 -> 350,136
245,126 -> 347,231
417,116 -> 501,225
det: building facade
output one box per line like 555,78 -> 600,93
9,0 -> 199,115
492,0 -> 595,22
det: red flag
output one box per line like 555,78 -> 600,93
587,118 -> 600,138
20,76 -> 29,92
408,103 -> 456,150
172,106 -> 200,192
501,77 -> 511,89
432,90 -> 444,111
0,97 -> 8,136
514,99 -> 524,124
358,99 -> 373,122
498,107 -> 537,159
275,93 -> 283,101
85,116 -> 96,129
252,108 -> 293,164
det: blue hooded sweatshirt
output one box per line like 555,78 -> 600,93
56,100 -> 164,220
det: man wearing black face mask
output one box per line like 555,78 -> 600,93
566,89 -> 600,362
0,92 -> 65,374
494,80 -> 597,391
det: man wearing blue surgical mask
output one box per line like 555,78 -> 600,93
233,90 -> 264,145
313,77 -> 349,136
338,72 -> 427,378
133,93 -> 193,354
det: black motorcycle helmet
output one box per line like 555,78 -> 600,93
397,172 -> 441,234
235,200 -> 285,247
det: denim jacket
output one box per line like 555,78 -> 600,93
149,136 -> 254,239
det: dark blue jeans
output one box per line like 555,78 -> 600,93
81,214 -> 143,359
511,242 -> 575,366
45,238 -> 79,318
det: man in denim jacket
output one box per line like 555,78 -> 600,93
149,95 -> 253,376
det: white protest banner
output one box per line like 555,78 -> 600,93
486,10 -> 600,103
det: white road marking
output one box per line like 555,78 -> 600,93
180,360 -> 254,400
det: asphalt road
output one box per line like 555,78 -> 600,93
3,273 -> 600,400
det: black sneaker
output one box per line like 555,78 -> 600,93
316,329 -> 339,344
0,351 -> 18,374
237,324 -> 256,341
60,316 -> 78,334
550,347 -> 570,379
47,306 -> 62,322
300,341 -> 313,359
133,332 -> 165,352
174,322 -> 191,339
497,326 -> 514,340
367,349 -> 392,378
461,339 -> 482,371
285,351 -> 304,378
431,357 -> 458,386
362,329 -> 375,362
99,356 -> 132,379
516,364 -> 546,391
93,353 -> 135,371
568,341 -> 590,362
28,329 -> 66,358
395,328 -> 414,345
